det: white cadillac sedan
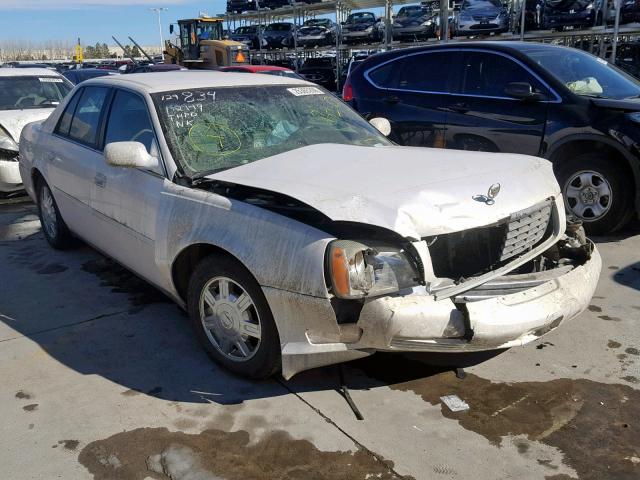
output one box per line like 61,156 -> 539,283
0,68 -> 72,193
19,72 -> 601,379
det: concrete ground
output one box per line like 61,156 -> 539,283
1,197 -> 638,480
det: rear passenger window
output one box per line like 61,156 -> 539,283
368,62 -> 397,88
396,52 -> 460,93
105,90 -> 156,154
69,86 -> 109,146
368,52 -> 462,93
462,52 -> 548,98
55,89 -> 82,136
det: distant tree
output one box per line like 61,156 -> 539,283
84,45 -> 96,58
41,54 -> 47,60
131,45 -> 141,58
101,43 -> 110,58
122,44 -> 132,58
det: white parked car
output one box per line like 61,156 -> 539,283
19,72 -> 601,379
0,68 -> 72,193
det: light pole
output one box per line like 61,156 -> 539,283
149,7 -> 168,56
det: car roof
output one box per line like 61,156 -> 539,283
82,70 -> 310,93
365,41 -> 569,64
223,65 -> 292,72
0,67 -> 62,77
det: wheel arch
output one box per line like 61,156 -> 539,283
170,242 -> 251,305
546,135 -> 640,215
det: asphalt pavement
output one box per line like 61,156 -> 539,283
1,197 -> 638,480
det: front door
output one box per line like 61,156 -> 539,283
90,89 -> 166,282
444,50 -> 550,156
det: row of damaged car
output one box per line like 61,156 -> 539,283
228,6 -> 444,50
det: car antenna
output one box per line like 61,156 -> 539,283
112,36 -> 139,67
128,36 -> 155,64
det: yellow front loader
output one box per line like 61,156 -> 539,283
164,17 -> 250,69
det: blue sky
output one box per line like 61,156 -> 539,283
0,1 -> 229,46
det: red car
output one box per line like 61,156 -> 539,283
219,65 -> 302,80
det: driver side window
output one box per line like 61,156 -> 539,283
104,90 -> 157,157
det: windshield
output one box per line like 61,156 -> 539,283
265,23 -> 292,31
153,85 -> 390,177
462,0 -> 503,9
526,48 -> 640,99
0,76 -> 71,110
304,19 -> 331,26
347,13 -> 375,23
398,6 -> 426,16
235,26 -> 256,34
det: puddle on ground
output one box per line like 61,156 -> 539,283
82,257 -> 172,311
355,354 -> 640,480
78,427 -> 406,480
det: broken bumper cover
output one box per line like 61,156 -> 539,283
269,242 -> 601,378
364,243 -> 601,352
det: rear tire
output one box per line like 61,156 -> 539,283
36,179 -> 74,249
187,254 -> 281,379
555,153 -> 634,235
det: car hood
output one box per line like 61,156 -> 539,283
461,6 -> 503,16
395,15 -> 431,26
298,26 -> 330,36
0,108 -> 54,142
590,96 -> 640,111
207,144 -> 560,239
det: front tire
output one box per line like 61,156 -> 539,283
37,180 -> 74,249
555,154 -> 634,235
187,254 -> 281,379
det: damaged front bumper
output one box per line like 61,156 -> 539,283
269,237 -> 601,379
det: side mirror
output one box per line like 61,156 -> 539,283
104,141 -> 159,169
453,6 -> 461,12
341,21 -> 346,25
504,82 -> 545,101
169,24 -> 174,35
369,117 -> 392,137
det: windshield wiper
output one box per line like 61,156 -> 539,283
191,166 -> 234,183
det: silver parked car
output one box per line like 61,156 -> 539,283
20,72 -> 600,379
455,0 -> 509,36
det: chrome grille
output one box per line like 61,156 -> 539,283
500,200 -> 553,261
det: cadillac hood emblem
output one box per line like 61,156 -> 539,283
488,183 -> 501,200
472,183 -> 501,205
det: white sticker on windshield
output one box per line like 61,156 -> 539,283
287,87 -> 324,96
39,77 -> 63,83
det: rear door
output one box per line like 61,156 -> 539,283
444,50 -> 551,155
47,85 -> 111,244
363,50 -> 464,148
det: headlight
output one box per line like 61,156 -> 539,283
627,112 -> 640,124
421,20 -> 433,26
585,2 -> 594,9
0,125 -> 18,152
365,26 -> 374,32
327,240 -> 420,299
459,14 -> 473,21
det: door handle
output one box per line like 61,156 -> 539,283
94,173 -> 107,188
382,95 -> 400,104
449,102 -> 469,114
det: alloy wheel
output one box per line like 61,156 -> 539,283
40,185 -> 58,239
199,276 -> 262,362
564,170 -> 613,221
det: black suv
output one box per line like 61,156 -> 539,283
344,42 -> 640,233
